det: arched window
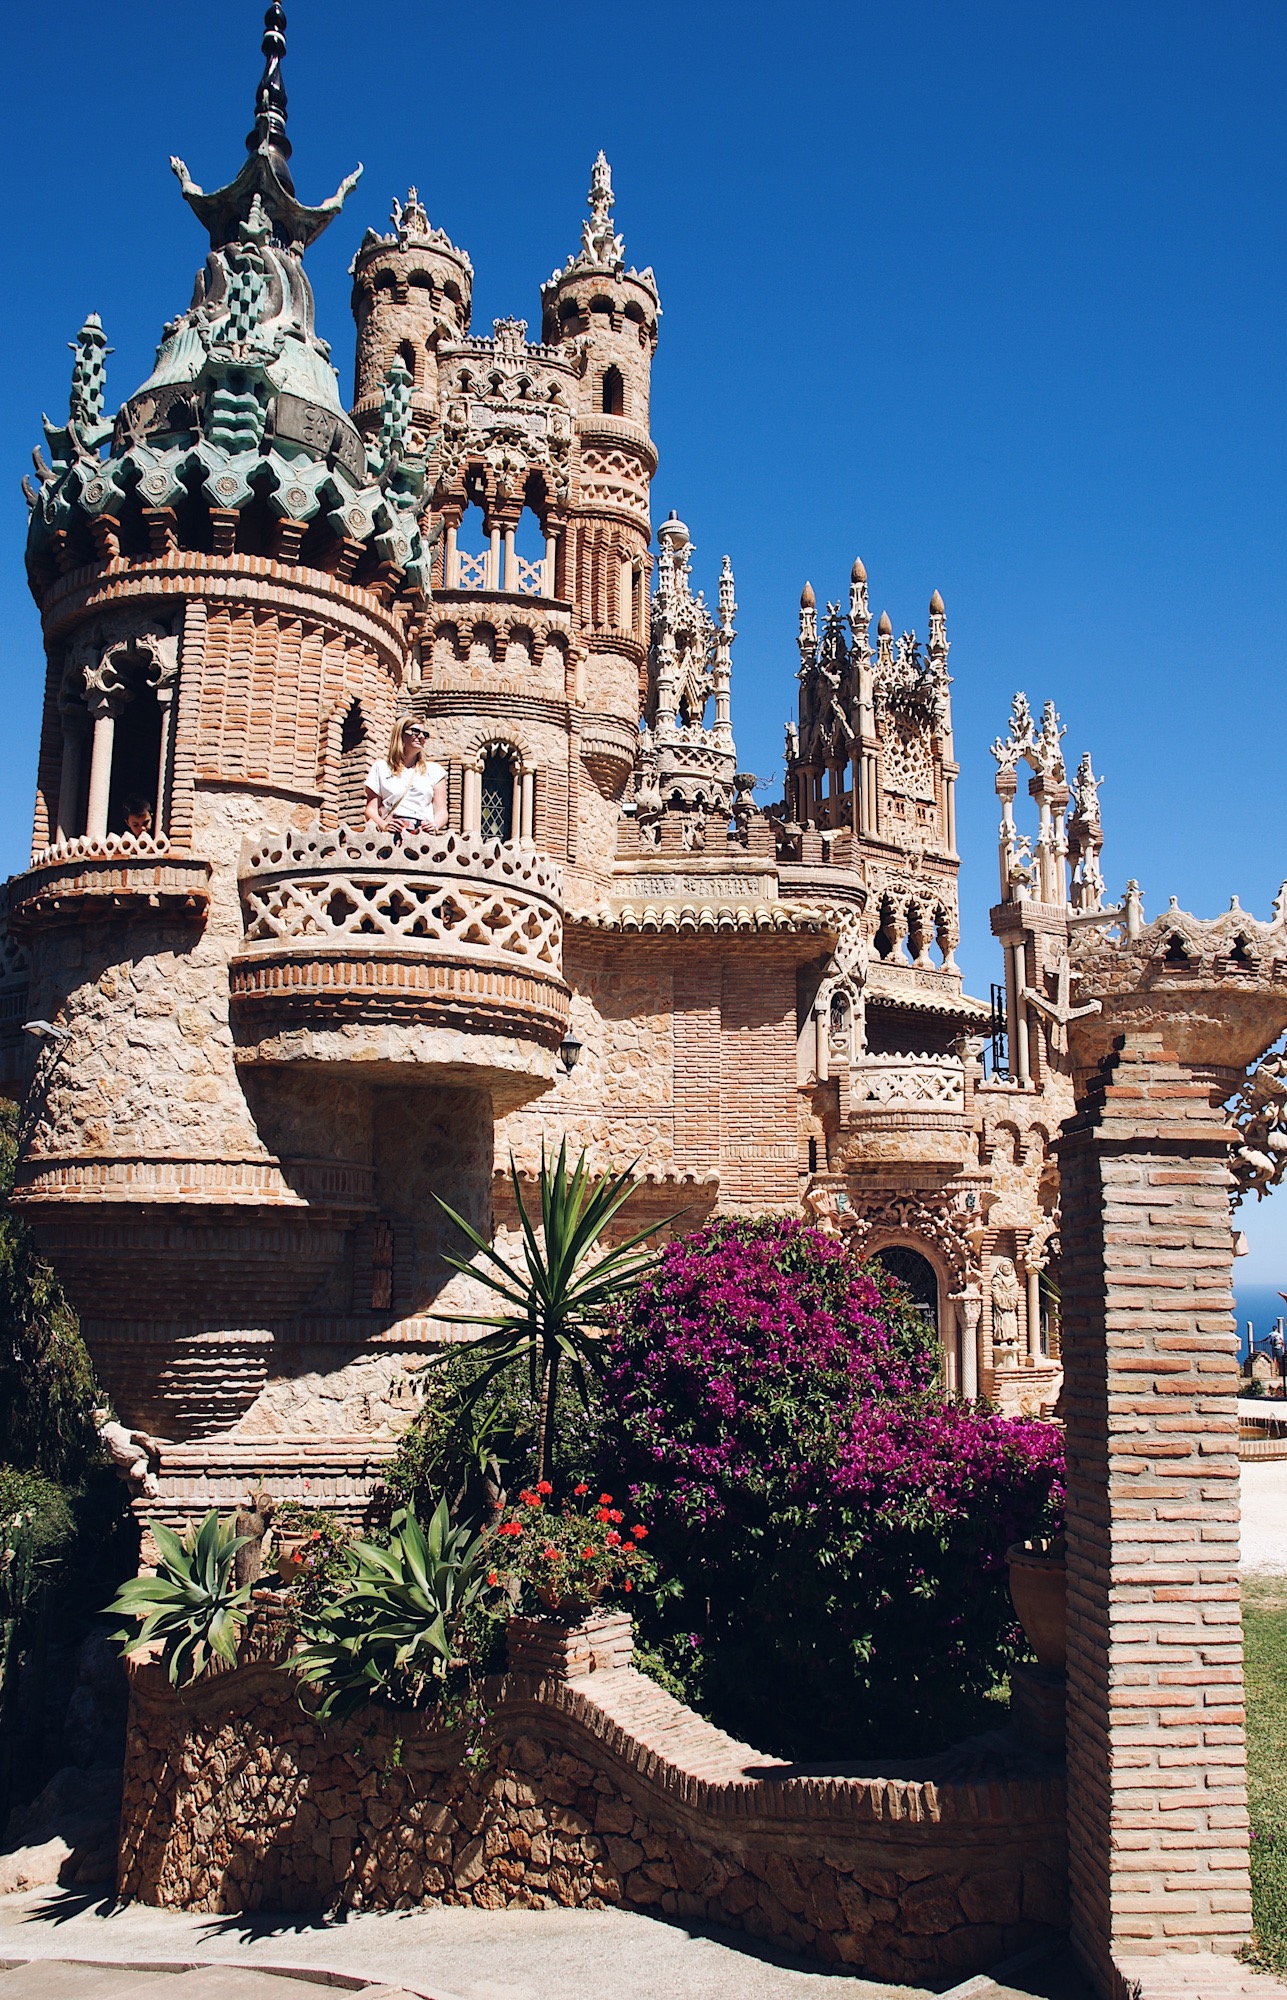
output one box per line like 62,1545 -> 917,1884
601,366 -> 624,417
396,340 -> 418,385
871,1245 -> 939,1336
480,751 -> 514,841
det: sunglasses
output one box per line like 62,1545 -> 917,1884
403,727 -> 427,740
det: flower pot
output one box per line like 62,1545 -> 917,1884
275,1535 -> 306,1584
1006,1538 -> 1066,1670
535,1580 -> 605,1619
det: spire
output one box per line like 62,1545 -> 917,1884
576,151 -> 626,269
170,4 -> 362,253
849,558 -> 869,633
798,583 -> 817,665
245,1 -> 292,189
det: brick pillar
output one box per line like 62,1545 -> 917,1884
1057,1030 -> 1250,1993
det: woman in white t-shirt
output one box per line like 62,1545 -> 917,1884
365,715 -> 448,835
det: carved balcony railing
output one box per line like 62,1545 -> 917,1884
836,1052 -> 969,1176
230,826 -> 570,1080
849,1053 -> 966,1110
6,834 -> 212,937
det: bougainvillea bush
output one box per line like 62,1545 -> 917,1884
603,1216 -> 1065,1759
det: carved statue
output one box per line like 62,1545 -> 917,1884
990,1257 -> 1022,1362
94,1409 -> 163,1499
234,1488 -> 275,1589
1232,1049 -> 1287,1200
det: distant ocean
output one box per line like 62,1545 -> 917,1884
1234,1282 -> 1287,1361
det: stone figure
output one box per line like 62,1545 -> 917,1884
233,1488 -> 275,1590
94,1409 -> 163,1498
990,1257 -> 1022,1363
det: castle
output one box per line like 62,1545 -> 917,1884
0,7 -> 1114,1518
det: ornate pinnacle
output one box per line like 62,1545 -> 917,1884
849,558 -> 869,634
374,356 -> 413,471
246,2 -> 293,189
719,554 -> 736,632
579,151 -> 626,268
798,582 -> 817,661
68,314 -> 111,430
171,0 -> 361,253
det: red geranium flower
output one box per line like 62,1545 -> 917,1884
631,1525 -> 647,1540
596,1507 -> 610,1523
624,1579 -> 633,1592
606,1531 -> 621,1547
574,1483 -> 589,1496
536,1480 -> 553,1495
542,1544 -> 559,1561
487,1570 -> 499,1585
608,1509 -> 624,1524
598,1493 -> 613,1505
520,1489 -> 542,1508
581,1545 -> 595,1560
497,1520 -> 523,1538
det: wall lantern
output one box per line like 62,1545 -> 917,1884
558,1031 -> 583,1075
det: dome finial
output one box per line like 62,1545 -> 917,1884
246,2 -> 293,191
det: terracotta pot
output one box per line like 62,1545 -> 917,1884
535,1580 -> 605,1618
275,1535 -> 306,1584
1006,1538 -> 1066,1670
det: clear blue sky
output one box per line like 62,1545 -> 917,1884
2,1 -> 1286,1284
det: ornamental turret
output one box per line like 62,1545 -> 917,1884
350,189 -> 473,438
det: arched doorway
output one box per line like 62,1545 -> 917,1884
870,1244 -> 939,1336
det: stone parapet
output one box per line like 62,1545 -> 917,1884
7,839 -> 212,936
119,1629 -> 1067,1982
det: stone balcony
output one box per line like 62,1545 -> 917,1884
835,1051 -> 971,1176
229,825 -> 570,1107
6,834 -> 212,936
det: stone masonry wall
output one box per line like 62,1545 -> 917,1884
119,1611 -> 1067,1984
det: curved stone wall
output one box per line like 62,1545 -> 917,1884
119,1614 -> 1067,1983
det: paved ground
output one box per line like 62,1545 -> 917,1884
0,1887 -> 929,2000
1242,1463 -> 1287,1573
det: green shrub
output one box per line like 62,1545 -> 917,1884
384,1344 -> 608,1526
0,1105 -> 103,1484
292,1498 -> 491,1721
106,1510 -> 253,1687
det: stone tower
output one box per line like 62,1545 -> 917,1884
8,8 -> 562,1494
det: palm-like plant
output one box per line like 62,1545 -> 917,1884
106,1510 -> 253,1688
434,1142 -> 669,1485
292,1499 -> 486,1721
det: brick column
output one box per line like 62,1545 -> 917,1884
1058,1029 -> 1250,1993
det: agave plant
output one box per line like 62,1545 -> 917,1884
433,1141 -> 672,1484
292,1498 -> 487,1721
106,1510 -> 254,1688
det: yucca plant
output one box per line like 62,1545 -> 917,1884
433,1142 -> 672,1485
292,1498 -> 487,1721
106,1510 -> 254,1687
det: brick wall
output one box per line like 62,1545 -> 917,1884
1057,1030 -> 1250,1989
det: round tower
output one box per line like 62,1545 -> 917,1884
532,155 -> 660,864
350,188 -> 473,438
9,8 -> 563,1503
